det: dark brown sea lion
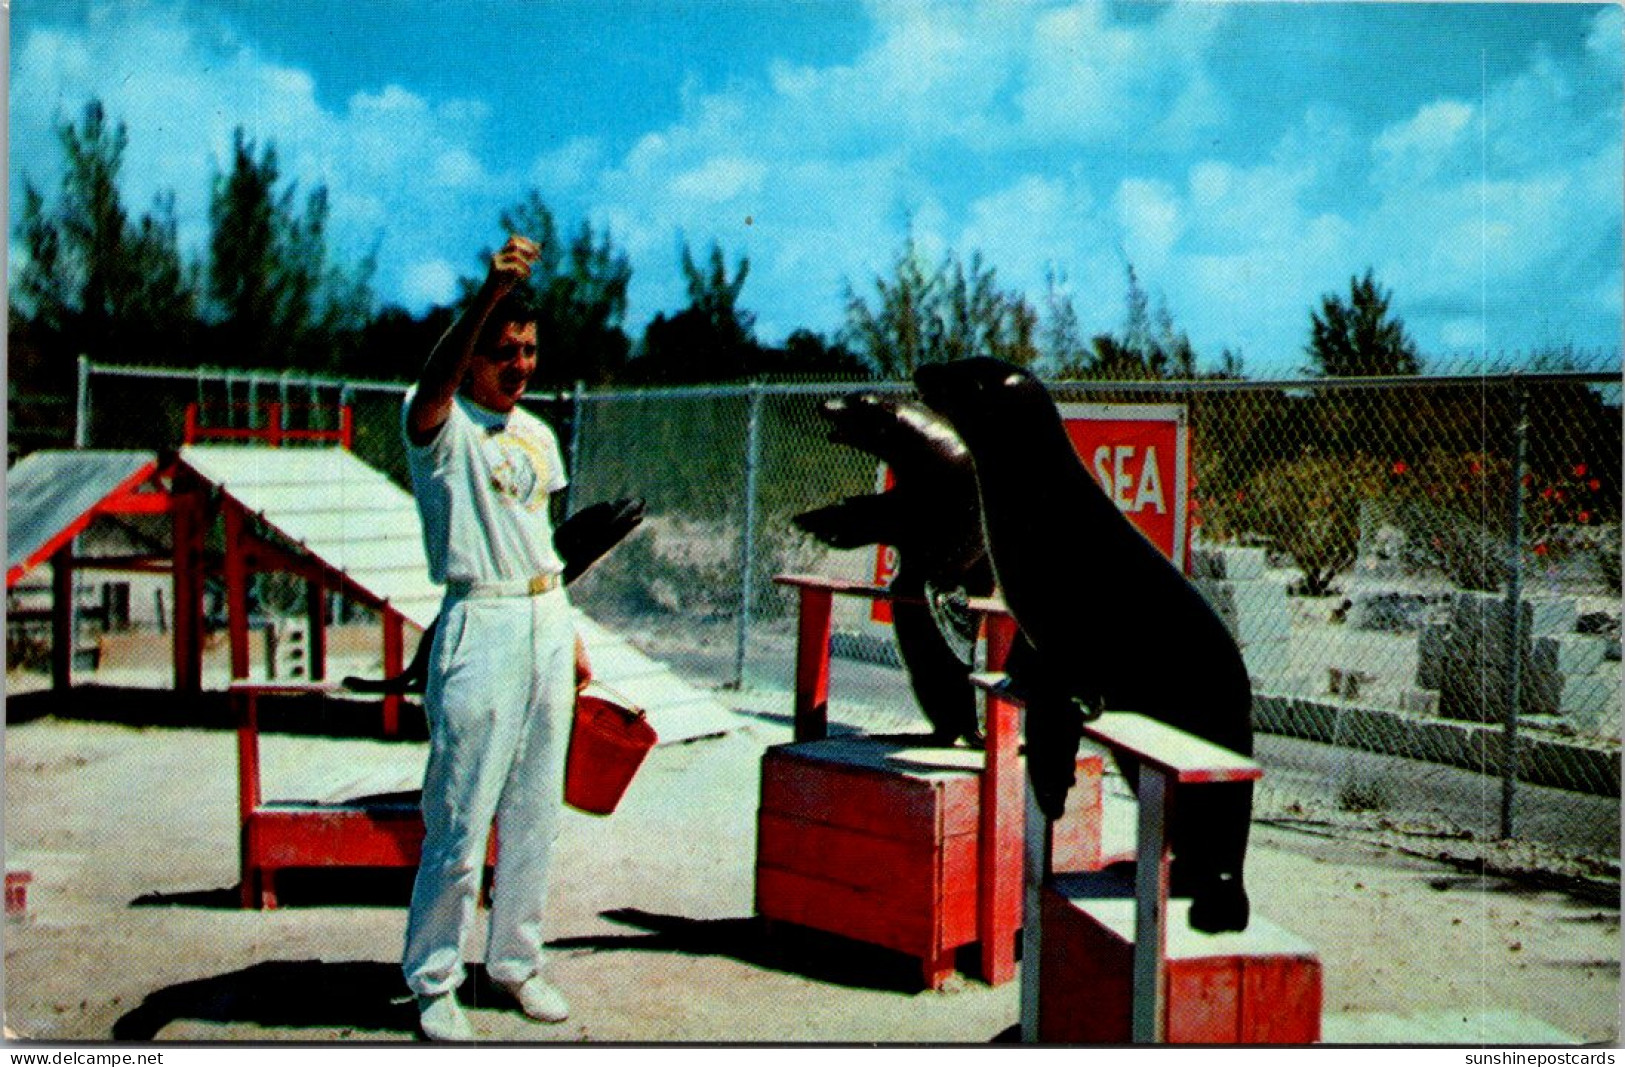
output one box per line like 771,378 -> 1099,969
344,497 -> 646,695
792,393 -> 993,746
914,357 -> 1253,934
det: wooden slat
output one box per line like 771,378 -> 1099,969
969,672 -> 1261,785
762,742 -> 981,838
756,811 -> 947,906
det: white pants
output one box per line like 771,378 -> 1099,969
403,586 -> 575,996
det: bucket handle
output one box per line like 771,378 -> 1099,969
580,680 -> 648,722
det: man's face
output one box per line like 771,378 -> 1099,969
465,320 -> 538,413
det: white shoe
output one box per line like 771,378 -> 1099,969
502,975 -> 569,1023
417,992 -> 474,1042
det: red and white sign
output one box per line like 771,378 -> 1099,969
868,402 -> 1189,624
1059,402 -> 1190,574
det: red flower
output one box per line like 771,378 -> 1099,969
1542,486 -> 1555,500
1534,542 -> 1550,556
1391,460 -> 1409,475
1589,478 -> 1601,491
1573,464 -> 1588,478
1579,510 -> 1593,524
1469,460 -> 1482,475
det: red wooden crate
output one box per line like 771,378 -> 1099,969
755,736 -> 1111,989
1039,877 -> 1322,1044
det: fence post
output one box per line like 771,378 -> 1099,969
565,380 -> 586,517
1500,379 -> 1528,840
74,355 -> 91,448
734,383 -> 764,689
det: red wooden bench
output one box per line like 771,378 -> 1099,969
231,680 -> 494,909
969,672 -> 1320,1044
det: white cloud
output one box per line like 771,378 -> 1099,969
1372,100 -> 1477,185
9,4 -> 512,313
670,156 -> 769,205
9,0 -> 1617,363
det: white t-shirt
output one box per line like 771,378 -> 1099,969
403,389 -> 568,585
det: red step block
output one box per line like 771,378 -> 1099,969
755,736 -> 1110,989
1040,875 -> 1322,1044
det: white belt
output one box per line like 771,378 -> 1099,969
446,573 -> 562,599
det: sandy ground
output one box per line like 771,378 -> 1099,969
2,672 -> 1620,1046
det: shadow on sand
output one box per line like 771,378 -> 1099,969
111,959 -> 419,1040
131,869 -> 422,911
547,906 -> 948,994
109,906 -> 992,1040
5,684 -> 427,741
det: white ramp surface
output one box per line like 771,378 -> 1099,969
179,445 -> 442,629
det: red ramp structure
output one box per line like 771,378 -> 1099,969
173,441 -> 440,734
6,450 -> 174,688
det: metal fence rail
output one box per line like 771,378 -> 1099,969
62,357 -> 1625,861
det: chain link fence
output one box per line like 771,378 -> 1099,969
52,356 -> 1625,870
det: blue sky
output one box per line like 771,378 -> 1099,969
10,1 -> 1623,376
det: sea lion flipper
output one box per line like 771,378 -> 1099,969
923,581 -> 978,666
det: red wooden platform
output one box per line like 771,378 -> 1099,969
757,738 -> 1110,989
1040,875 -> 1322,1044
756,575 -> 1122,989
233,681 -> 494,909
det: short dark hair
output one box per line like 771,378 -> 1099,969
474,287 -> 540,354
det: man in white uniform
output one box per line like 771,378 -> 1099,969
401,234 -> 590,1041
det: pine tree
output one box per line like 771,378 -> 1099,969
1305,269 -> 1421,377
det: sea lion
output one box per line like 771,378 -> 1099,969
792,393 -> 993,746
914,357 -> 1254,934
345,497 -> 646,695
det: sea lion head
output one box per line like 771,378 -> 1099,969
819,391 -> 971,472
913,358 -> 1051,449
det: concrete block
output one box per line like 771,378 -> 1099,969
1532,634 -> 1610,679
1526,595 -> 1579,636
1192,546 -> 1268,582
1559,675 -> 1617,729
1237,604 -> 1292,645
1243,638 -> 1292,680
1451,591 -> 1578,640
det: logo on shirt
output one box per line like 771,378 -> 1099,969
487,428 -> 553,512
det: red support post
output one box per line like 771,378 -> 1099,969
223,505 -> 251,679
183,402 -> 200,445
340,406 -> 355,451
382,611 -> 404,738
170,479 -> 206,693
978,610 -> 1022,985
791,585 -> 834,741
237,689 -> 265,908
50,546 -> 74,691
266,402 -> 283,448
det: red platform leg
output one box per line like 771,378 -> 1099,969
223,506 -> 251,679
382,612 -> 404,738
922,949 -> 956,991
792,586 -> 833,741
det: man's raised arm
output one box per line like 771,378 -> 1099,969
405,234 -> 539,445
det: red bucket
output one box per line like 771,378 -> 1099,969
564,691 -> 658,815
